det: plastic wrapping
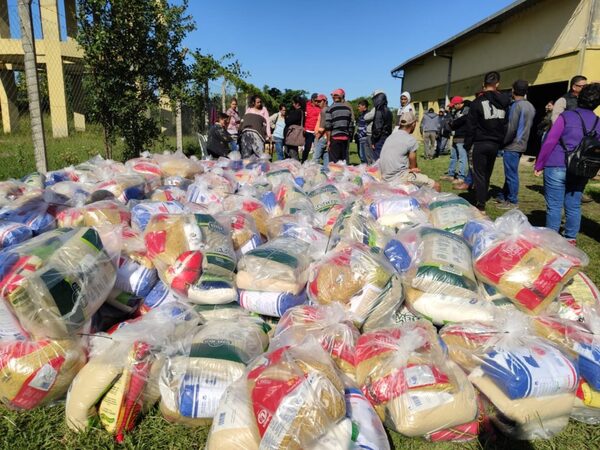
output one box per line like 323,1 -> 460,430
307,242 -> 403,328
548,272 -> 600,324
158,316 -> 269,426
427,194 -> 483,234
222,211 -> 263,257
272,304 -> 359,378
0,338 -> 86,410
369,195 -> 429,229
154,151 -> 203,178
440,315 -> 579,439
130,201 -> 185,232
56,200 -> 131,228
222,195 -> 270,239
94,173 -> 147,203
355,321 -> 479,439
144,213 -> 237,304
244,339 -> 346,449
65,303 -> 199,439
327,200 -> 388,251
115,255 -> 158,298
0,228 -> 116,339
236,237 -> 311,295
0,197 -> 56,235
471,210 -> 588,315
0,221 -> 33,249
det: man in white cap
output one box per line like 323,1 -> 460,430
379,110 -> 441,191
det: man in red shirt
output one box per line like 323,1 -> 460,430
302,93 -> 322,162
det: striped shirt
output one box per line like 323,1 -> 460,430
325,101 -> 354,141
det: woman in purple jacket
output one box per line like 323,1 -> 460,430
534,83 -> 600,244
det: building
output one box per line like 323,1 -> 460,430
390,0 -> 600,152
0,0 -> 85,137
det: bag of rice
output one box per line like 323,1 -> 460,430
427,193 -> 483,234
159,316 -> 269,426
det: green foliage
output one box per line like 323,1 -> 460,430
76,0 -> 194,160
261,86 -> 308,112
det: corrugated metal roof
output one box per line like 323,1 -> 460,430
390,0 -> 544,76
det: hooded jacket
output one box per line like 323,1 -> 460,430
449,100 -> 471,142
420,111 -> 441,133
372,92 -> 392,142
464,90 -> 510,150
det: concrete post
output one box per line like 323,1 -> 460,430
40,0 -> 69,137
0,70 -> 19,133
71,72 -> 86,131
0,0 -> 10,38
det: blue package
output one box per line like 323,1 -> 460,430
0,221 -> 33,249
384,239 -> 412,273
260,191 -> 277,213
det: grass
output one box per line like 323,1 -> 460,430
0,137 -> 599,449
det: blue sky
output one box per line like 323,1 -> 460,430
184,0 -> 516,107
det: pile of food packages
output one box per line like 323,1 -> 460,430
1,150 -> 598,448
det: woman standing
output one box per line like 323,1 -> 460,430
284,96 -> 305,160
534,83 -> 600,245
226,98 -> 241,151
245,95 -> 271,141
271,104 -> 287,161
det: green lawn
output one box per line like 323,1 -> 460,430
0,137 -> 599,449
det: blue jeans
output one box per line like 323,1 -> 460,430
447,142 -> 468,179
543,167 -> 588,239
312,136 -> 329,166
358,138 -> 368,163
498,150 -> 521,204
229,139 -> 239,152
274,137 -> 285,161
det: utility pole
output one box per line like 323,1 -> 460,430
18,0 -> 47,173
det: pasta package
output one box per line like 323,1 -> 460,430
0,228 -> 116,339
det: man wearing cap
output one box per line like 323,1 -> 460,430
302,93 -> 322,163
312,94 -> 329,165
325,89 -> 355,163
441,96 -> 470,184
379,111 -> 441,191
495,80 -> 536,209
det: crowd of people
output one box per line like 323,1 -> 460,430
206,73 -> 600,244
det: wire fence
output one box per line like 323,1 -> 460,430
0,0 -> 236,168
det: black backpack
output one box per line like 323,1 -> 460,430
560,111 -> 600,178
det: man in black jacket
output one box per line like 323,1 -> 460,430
465,71 -> 511,211
441,96 -> 470,184
207,113 -> 233,158
370,90 -> 393,160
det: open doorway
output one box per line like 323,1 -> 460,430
526,80 -> 568,155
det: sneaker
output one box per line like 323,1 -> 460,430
566,238 -> 577,246
582,194 -> 593,203
497,201 -> 518,210
440,175 -> 455,181
453,182 -> 470,191
493,197 -> 505,204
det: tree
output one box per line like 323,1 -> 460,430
76,0 -> 194,159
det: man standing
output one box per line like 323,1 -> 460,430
370,90 -> 393,161
551,75 -> 587,123
436,108 -> 451,156
325,88 -> 354,163
420,108 -> 441,160
379,111 -> 440,191
441,96 -> 469,184
302,93 -> 322,162
312,94 -> 329,165
356,100 -> 369,164
465,71 -> 511,211
496,80 -> 536,209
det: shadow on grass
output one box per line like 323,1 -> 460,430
530,210 -> 600,242
526,184 -> 544,195
587,189 -> 600,203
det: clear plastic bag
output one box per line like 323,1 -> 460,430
220,211 -> 263,257
327,200 -> 388,252
222,194 -> 271,239
307,242 -> 403,329
440,314 -> 579,439
236,237 -> 311,295
65,303 -> 199,439
94,173 -> 147,203
144,213 -> 237,305
0,337 -> 86,410
56,200 -> 131,228
154,151 -> 203,179
426,193 -> 484,234
245,339 -> 346,449
548,272 -> 600,324
472,210 -> 589,315
114,255 -> 158,298
130,200 -> 185,232
0,221 -> 33,249
158,316 -> 269,426
0,227 -> 117,339
272,304 -> 359,378
355,320 -> 479,438
368,195 -> 429,229
0,196 -> 56,235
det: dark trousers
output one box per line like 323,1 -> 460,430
286,145 -> 299,160
301,132 -> 315,162
472,141 -> 499,210
328,139 -> 349,163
